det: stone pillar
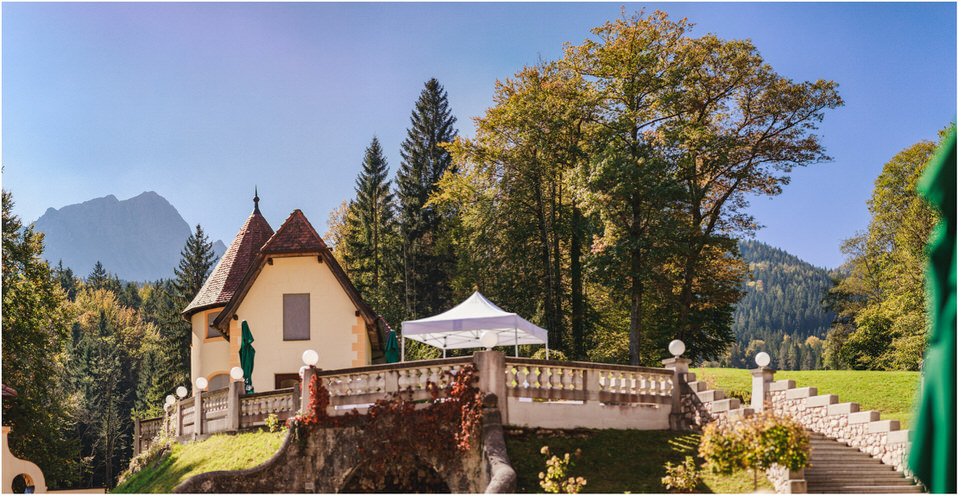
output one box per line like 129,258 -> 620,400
175,399 -> 183,438
228,379 -> 242,431
134,418 -> 141,457
301,366 -> 318,415
662,357 -> 692,431
473,351 -> 508,425
750,367 -> 776,412
195,389 -> 204,436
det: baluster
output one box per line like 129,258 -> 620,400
505,365 -> 516,389
572,369 -> 584,391
552,367 -> 565,391
560,368 -> 573,391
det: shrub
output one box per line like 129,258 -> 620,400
265,413 -> 283,433
532,349 -> 569,361
661,455 -> 701,493
538,446 -> 587,493
725,389 -> 751,405
698,410 -> 809,490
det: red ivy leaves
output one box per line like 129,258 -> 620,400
284,365 -> 484,491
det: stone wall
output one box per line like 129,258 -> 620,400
764,379 -> 912,475
172,394 -> 515,493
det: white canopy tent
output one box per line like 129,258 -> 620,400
400,291 -> 549,360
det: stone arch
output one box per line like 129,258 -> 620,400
338,454 -> 451,493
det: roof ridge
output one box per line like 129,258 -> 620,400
260,209 -> 329,254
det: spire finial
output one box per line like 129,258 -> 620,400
253,186 -> 261,215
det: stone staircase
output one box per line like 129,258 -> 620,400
806,431 -> 921,493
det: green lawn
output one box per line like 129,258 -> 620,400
504,427 -> 772,493
112,430 -> 285,493
693,368 -> 921,429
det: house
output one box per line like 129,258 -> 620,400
182,194 -> 385,393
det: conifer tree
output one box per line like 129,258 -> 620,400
345,137 -> 403,325
396,78 -> 458,319
173,224 -> 217,302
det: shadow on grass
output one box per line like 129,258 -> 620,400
112,457 -> 201,494
504,428 -> 770,493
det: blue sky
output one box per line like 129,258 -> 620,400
3,2 -> 955,270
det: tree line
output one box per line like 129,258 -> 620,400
330,10 -> 842,366
822,126 -> 952,371
3,190 -> 214,489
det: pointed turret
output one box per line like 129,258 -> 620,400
183,193 -> 274,317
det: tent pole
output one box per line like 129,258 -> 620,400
443,348 -> 446,359
546,344 -> 550,360
515,328 -> 519,357
401,335 -> 405,362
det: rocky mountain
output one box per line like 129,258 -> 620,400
33,191 -> 226,282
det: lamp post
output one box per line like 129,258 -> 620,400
751,352 -> 775,412
662,340 -> 690,431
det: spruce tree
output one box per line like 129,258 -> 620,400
396,78 -> 458,319
173,224 -> 217,302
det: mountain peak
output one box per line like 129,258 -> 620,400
34,192 -> 225,282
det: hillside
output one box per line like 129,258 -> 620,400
33,192 -> 226,282
725,241 -> 834,369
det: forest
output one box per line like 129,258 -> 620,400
1,9 -> 947,490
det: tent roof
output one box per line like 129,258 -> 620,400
401,291 -> 548,350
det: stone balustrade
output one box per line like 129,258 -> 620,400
135,351 -> 686,454
315,357 -> 473,413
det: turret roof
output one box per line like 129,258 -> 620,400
182,201 -> 274,317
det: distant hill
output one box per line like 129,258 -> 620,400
34,192 -> 226,282
723,240 -> 835,370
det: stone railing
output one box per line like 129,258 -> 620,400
133,416 -> 165,455
761,377 -> 912,474
501,357 -> 677,430
239,388 -> 297,428
136,351 -> 693,453
315,357 -> 473,414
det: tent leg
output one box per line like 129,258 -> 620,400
515,329 -> 519,357
443,348 -> 446,359
546,345 -> 550,360
401,336 -> 405,362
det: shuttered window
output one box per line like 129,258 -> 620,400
283,294 -> 310,341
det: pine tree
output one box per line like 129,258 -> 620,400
173,224 -> 217,302
345,137 -> 404,325
396,78 -> 458,319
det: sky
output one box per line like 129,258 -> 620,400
2,2 -> 955,270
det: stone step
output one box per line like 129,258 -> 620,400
806,485 -> 922,494
808,463 -> 894,472
806,472 -> 910,481
686,381 -> 707,392
811,455 -> 882,464
695,389 -> 724,402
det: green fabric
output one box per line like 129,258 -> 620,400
909,128 -> 956,493
239,320 -> 256,394
384,330 -> 400,363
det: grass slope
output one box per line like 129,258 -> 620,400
505,428 -> 772,493
693,368 -> 921,429
112,430 -> 285,493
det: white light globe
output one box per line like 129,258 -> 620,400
668,339 -> 686,358
230,366 -> 244,381
755,352 -> 771,368
165,394 -> 175,405
479,331 -> 499,350
195,377 -> 208,390
302,349 -> 319,366
176,386 -> 188,398
299,365 -> 308,378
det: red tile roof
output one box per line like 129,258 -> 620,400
183,206 -> 273,317
259,209 -> 328,254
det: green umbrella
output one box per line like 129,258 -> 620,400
909,129 -> 955,493
239,320 -> 255,394
385,329 -> 400,364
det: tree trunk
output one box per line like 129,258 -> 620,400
534,174 -> 559,351
570,205 -> 584,359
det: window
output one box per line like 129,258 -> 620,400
275,373 -> 300,390
283,294 -> 310,341
208,374 -> 229,391
207,311 -> 222,339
